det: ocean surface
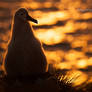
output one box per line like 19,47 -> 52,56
0,0 -> 92,86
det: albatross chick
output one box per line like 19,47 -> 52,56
5,8 -> 48,79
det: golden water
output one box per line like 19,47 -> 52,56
0,0 -> 92,86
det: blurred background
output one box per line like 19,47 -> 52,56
0,0 -> 92,86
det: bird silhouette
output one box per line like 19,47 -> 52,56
5,8 -> 48,79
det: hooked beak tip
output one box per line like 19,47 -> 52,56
27,15 -> 38,24
35,20 -> 38,24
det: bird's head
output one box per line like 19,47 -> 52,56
15,8 -> 38,24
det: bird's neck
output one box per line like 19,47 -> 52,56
12,18 -> 34,40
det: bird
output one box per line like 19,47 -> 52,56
4,8 -> 48,79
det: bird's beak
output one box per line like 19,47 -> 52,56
26,14 -> 38,24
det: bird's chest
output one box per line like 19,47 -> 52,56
8,36 -> 41,61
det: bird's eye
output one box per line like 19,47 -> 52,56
21,13 -> 23,15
